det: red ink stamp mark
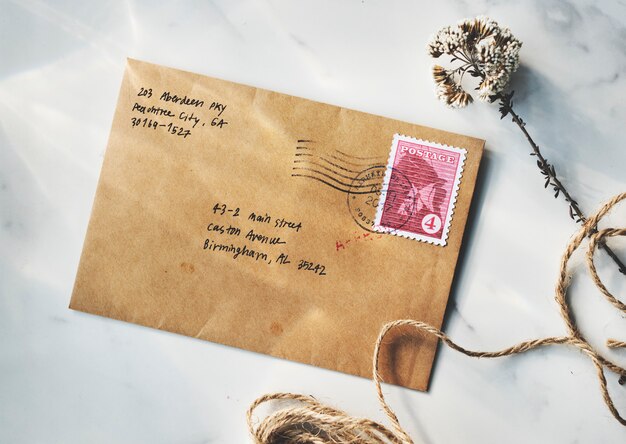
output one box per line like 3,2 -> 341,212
374,134 -> 466,246
335,231 -> 384,252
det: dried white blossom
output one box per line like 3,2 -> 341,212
427,16 -> 522,107
432,65 -> 473,108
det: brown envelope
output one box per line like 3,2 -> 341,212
70,59 -> 484,391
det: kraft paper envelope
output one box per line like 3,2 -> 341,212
70,59 -> 484,391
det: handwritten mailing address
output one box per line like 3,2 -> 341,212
129,86 -> 229,139
203,202 -> 326,276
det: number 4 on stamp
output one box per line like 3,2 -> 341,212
374,134 -> 467,246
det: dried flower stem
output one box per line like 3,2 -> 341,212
498,95 -> 626,275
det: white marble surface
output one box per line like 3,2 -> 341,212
1,0 -> 625,442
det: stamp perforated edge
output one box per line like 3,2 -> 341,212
373,134 -> 467,246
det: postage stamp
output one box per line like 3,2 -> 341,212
373,134 -> 467,246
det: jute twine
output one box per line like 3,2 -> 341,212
247,193 -> 626,443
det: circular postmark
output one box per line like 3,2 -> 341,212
347,165 -> 415,233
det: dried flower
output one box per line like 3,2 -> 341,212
427,16 -> 522,107
432,65 -> 473,108
425,16 -> 626,277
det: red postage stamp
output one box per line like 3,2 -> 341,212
374,134 -> 466,246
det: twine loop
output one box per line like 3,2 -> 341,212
248,193 -> 626,443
